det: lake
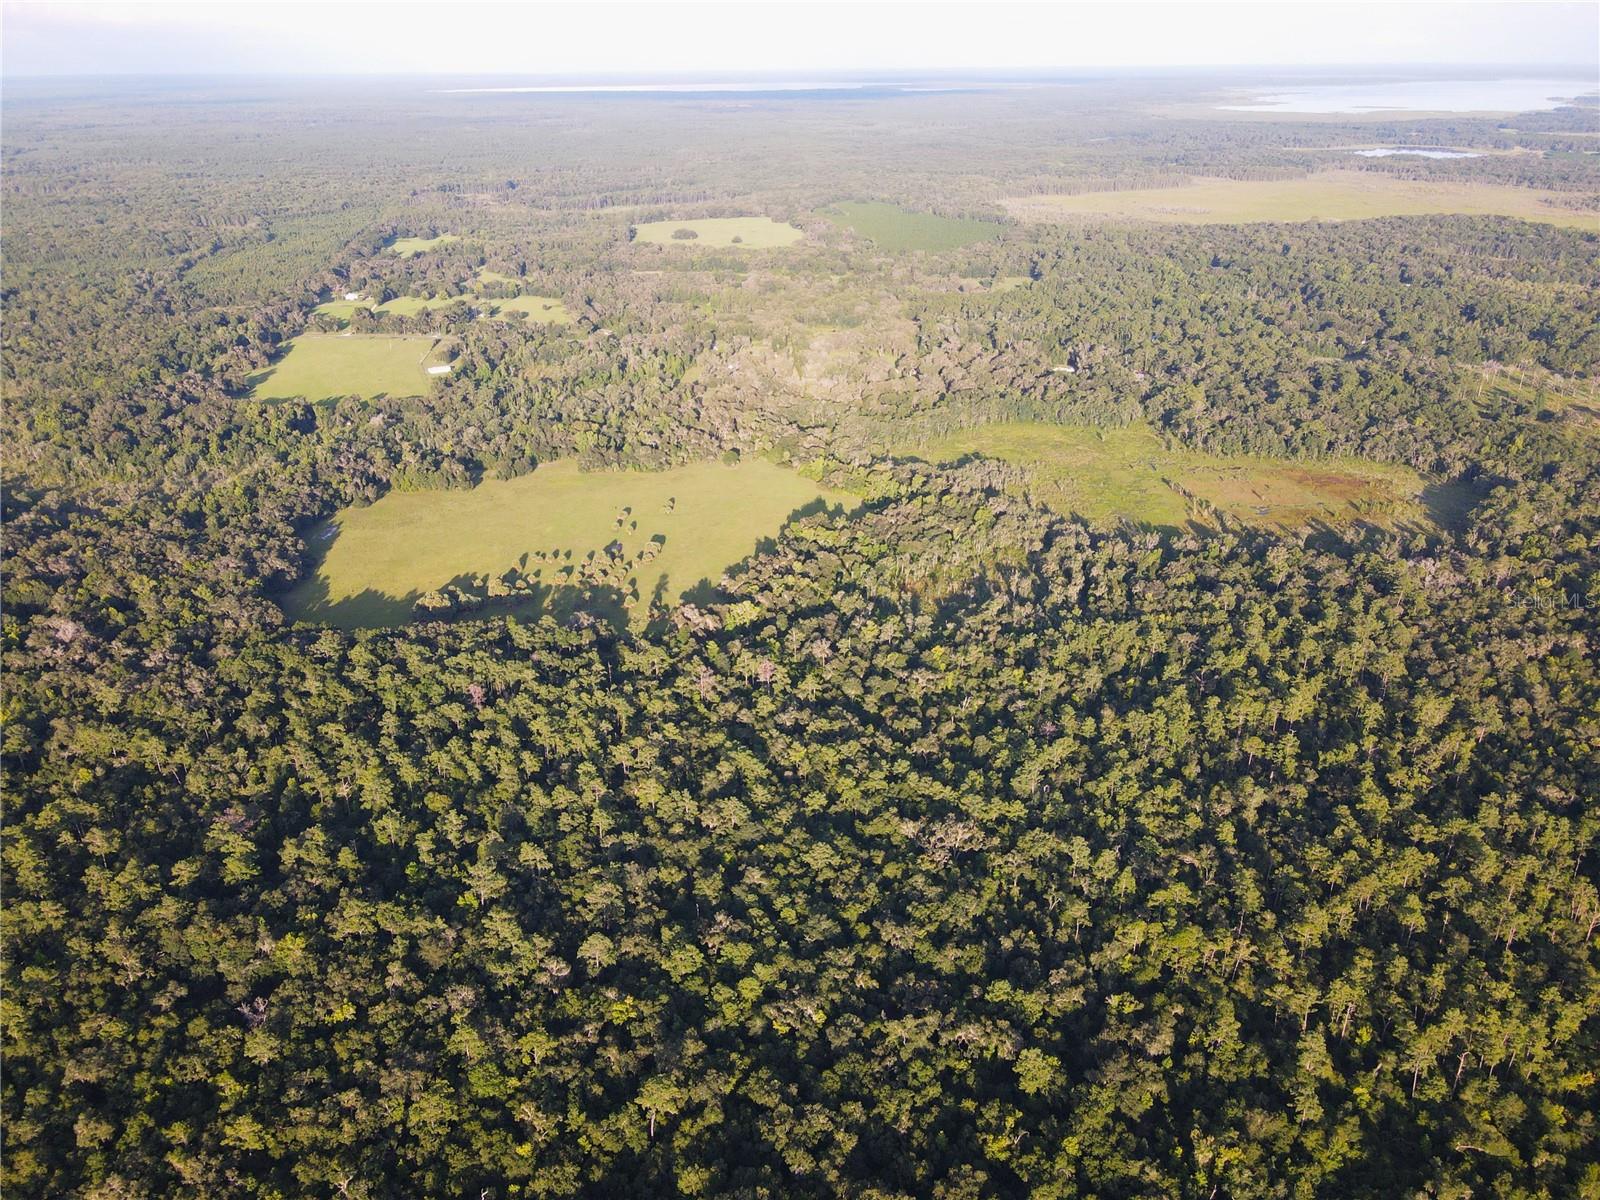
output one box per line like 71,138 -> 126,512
1221,78 -> 1595,114
1352,148 -> 1481,159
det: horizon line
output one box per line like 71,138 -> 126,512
6,62 -> 1598,81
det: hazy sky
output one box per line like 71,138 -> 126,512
4,1 -> 1598,78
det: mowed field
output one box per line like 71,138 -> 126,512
283,458 -> 852,628
632,217 -> 804,248
1003,172 -> 1600,229
388,234 -> 460,257
902,421 -> 1433,530
825,201 -> 1005,251
248,334 -> 443,401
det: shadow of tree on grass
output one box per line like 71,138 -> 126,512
278,574 -> 424,630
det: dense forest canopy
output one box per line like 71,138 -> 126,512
3,70 -> 1600,1199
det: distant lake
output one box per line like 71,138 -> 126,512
1221,78 -> 1595,114
435,80 -> 1021,96
1352,148 -> 1481,159
439,81 -> 888,94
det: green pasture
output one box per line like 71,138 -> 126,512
283,457 -> 851,628
388,234 -> 460,257
632,217 -> 804,248
824,202 -> 1005,252
247,334 -> 442,401
374,294 -> 472,317
313,291 -> 570,326
311,297 -> 369,322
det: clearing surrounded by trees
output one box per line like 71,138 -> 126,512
387,233 -> 461,256
631,217 -> 805,247
485,294 -> 573,323
361,294 -> 471,318
1003,171 -> 1600,228
246,334 -> 445,401
824,201 -> 1006,251
311,292 -> 571,326
282,457 -> 851,628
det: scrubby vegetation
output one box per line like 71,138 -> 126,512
3,71 -> 1599,1200
903,420 -> 1433,529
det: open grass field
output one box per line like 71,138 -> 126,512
1002,172 -> 1600,230
282,458 -> 852,628
486,294 -> 573,323
311,295 -> 464,322
247,334 -> 442,401
901,421 -> 1434,530
631,217 -> 804,248
373,294 -> 472,317
388,234 -> 460,257
824,201 -> 1005,251
311,297 -> 369,322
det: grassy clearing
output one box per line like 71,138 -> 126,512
313,292 -> 571,326
374,294 -> 472,318
311,297 -> 370,322
248,334 -> 441,401
312,295 -> 465,323
486,295 -> 573,324
824,202 -> 1005,252
1003,172 -> 1600,230
283,458 -> 852,629
388,234 -> 460,257
901,421 -> 1433,530
632,217 -> 804,248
